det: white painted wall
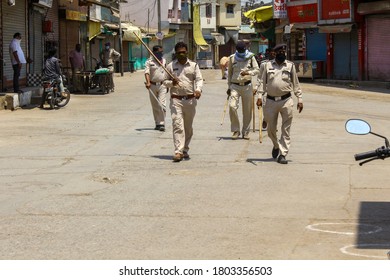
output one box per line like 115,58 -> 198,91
120,0 -> 170,32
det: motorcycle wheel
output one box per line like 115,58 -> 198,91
48,92 -> 55,109
56,88 -> 71,107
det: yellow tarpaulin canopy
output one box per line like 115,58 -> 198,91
88,21 -> 102,40
244,5 -> 273,23
122,23 -> 142,42
193,4 -> 208,48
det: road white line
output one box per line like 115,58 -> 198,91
340,244 -> 390,259
306,222 -> 382,235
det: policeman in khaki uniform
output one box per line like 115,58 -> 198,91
227,41 -> 259,140
257,48 -> 276,130
256,44 -> 303,164
144,45 -> 168,131
164,42 -> 203,162
99,42 -> 120,92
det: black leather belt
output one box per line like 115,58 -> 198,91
232,81 -> 251,86
171,94 -> 195,100
267,93 -> 291,101
150,81 -> 162,86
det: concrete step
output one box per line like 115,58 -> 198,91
0,87 -> 42,110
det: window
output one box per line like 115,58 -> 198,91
206,3 -> 212,18
226,4 -> 235,14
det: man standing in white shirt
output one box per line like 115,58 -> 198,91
9,32 -> 27,93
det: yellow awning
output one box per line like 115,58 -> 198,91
193,4 -> 208,48
88,21 -> 102,41
244,5 -> 273,23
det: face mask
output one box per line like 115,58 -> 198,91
105,46 -> 110,50
176,53 -> 187,60
154,52 -> 163,61
275,53 -> 286,63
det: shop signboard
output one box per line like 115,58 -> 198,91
273,0 -> 288,19
287,2 -> 318,23
319,0 -> 352,24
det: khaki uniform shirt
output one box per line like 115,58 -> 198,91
228,55 -> 259,87
100,48 -> 120,67
144,57 -> 168,82
164,59 -> 203,96
258,59 -> 303,103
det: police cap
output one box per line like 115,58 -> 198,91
273,44 -> 287,52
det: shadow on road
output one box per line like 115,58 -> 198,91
356,201 -> 390,250
151,155 -> 174,161
246,158 -> 275,165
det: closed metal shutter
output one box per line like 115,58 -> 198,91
306,28 -> 327,61
1,3 -> 3,90
367,16 -> 390,81
333,28 -> 358,80
2,1 -> 27,83
30,9 -> 44,74
59,19 -> 80,68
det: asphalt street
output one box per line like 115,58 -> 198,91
1,69 -> 390,260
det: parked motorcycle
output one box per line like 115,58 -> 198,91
41,76 -> 71,109
345,119 -> 390,165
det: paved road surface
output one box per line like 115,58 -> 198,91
1,70 -> 390,260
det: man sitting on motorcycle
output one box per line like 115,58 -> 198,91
40,48 -> 66,108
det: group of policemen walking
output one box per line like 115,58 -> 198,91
144,40 -> 303,164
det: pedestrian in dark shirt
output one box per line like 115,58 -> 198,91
40,48 -> 65,108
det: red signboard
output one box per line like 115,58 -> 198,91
288,3 -> 318,23
273,0 -> 288,19
321,0 -> 351,20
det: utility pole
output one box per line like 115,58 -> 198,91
118,0 -> 124,76
190,0 -> 194,59
157,0 -> 162,45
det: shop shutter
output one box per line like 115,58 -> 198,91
59,20 -> 80,69
367,16 -> 390,81
2,1 -> 27,82
306,29 -> 327,61
333,29 -> 358,80
0,3 -> 3,90
31,10 -> 44,74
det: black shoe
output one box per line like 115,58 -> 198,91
272,148 -> 279,159
277,155 -> 288,164
159,125 -> 165,132
262,121 -> 268,131
154,125 -> 160,130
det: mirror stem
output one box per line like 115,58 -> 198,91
369,132 -> 390,148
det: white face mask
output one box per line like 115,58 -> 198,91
105,46 -> 110,50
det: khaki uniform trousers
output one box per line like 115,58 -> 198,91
106,66 -> 115,90
263,97 -> 294,157
229,83 -> 253,134
170,97 -> 197,154
149,84 -> 167,125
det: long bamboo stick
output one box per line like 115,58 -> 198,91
133,32 -> 176,80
